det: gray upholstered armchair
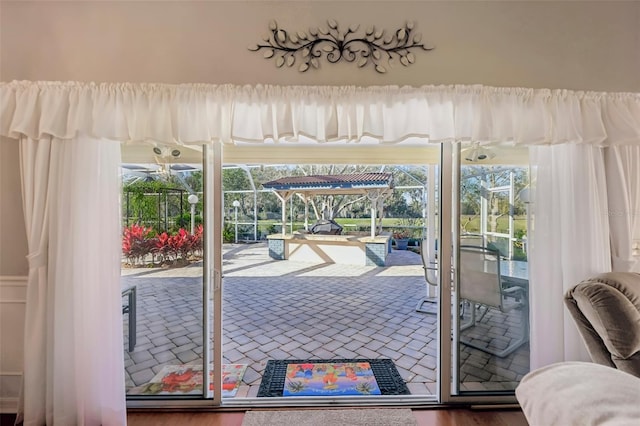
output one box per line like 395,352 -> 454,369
564,272 -> 640,378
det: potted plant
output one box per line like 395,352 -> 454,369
392,230 -> 410,250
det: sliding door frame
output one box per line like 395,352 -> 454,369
205,142 -> 224,404
440,142 -> 520,405
127,140 -> 520,408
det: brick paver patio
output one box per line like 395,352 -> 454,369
122,243 -> 529,397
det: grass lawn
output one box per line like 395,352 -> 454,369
253,216 -> 527,236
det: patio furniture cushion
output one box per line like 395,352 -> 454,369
565,272 -> 640,377
516,361 -> 640,426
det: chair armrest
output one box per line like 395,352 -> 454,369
503,285 -> 526,298
516,362 -> 640,426
571,282 -> 640,362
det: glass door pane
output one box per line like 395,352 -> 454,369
454,143 -> 531,395
219,159 -> 440,402
120,143 -> 211,400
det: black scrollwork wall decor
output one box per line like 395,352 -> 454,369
248,20 -> 434,73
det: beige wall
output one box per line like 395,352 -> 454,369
1,1 -> 639,90
0,0 -> 639,274
0,138 -> 28,275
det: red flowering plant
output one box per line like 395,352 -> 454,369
178,225 -> 204,260
168,228 -> 192,261
122,224 -> 154,266
123,224 -> 204,267
154,231 -> 172,263
151,226 -> 203,265
190,225 -> 204,256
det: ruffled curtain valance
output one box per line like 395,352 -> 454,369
1,81 -> 639,146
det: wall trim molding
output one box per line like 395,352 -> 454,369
0,276 -> 26,408
0,276 -> 27,304
0,277 -> 25,414
0,373 -> 21,414
0,397 -> 18,414
0,276 -> 27,286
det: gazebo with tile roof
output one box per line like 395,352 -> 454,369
262,172 -> 395,238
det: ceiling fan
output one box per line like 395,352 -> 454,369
152,146 -> 182,159
461,142 -> 496,162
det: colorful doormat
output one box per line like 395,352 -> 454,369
257,359 -> 410,397
128,364 -> 247,397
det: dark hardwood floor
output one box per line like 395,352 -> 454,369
0,414 -> 17,426
125,407 -> 528,426
3,407 -> 528,425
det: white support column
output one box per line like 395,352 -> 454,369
273,191 -> 293,236
281,197 -> 287,236
481,172 -> 488,237
240,164 -> 258,241
295,192 -> 310,231
509,171 -> 515,260
367,189 -> 381,238
370,201 -> 377,238
289,196 -> 294,233
253,190 -> 258,241
304,195 -> 309,231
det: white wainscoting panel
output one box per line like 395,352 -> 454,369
0,276 -> 26,413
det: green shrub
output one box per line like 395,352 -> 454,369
223,223 -> 235,243
173,213 -> 203,233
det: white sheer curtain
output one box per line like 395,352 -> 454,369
2,82 -> 638,146
528,144 -> 613,368
17,134 -> 126,426
605,146 -> 640,272
18,136 -> 52,425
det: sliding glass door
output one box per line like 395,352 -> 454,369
444,142 -> 531,400
120,142 -> 219,401
120,138 -> 531,406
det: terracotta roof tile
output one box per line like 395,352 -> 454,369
262,173 -> 393,189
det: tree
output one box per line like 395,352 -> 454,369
460,166 -> 529,233
223,167 -> 252,219
223,167 -> 250,191
385,167 -> 426,219
181,170 -> 203,193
